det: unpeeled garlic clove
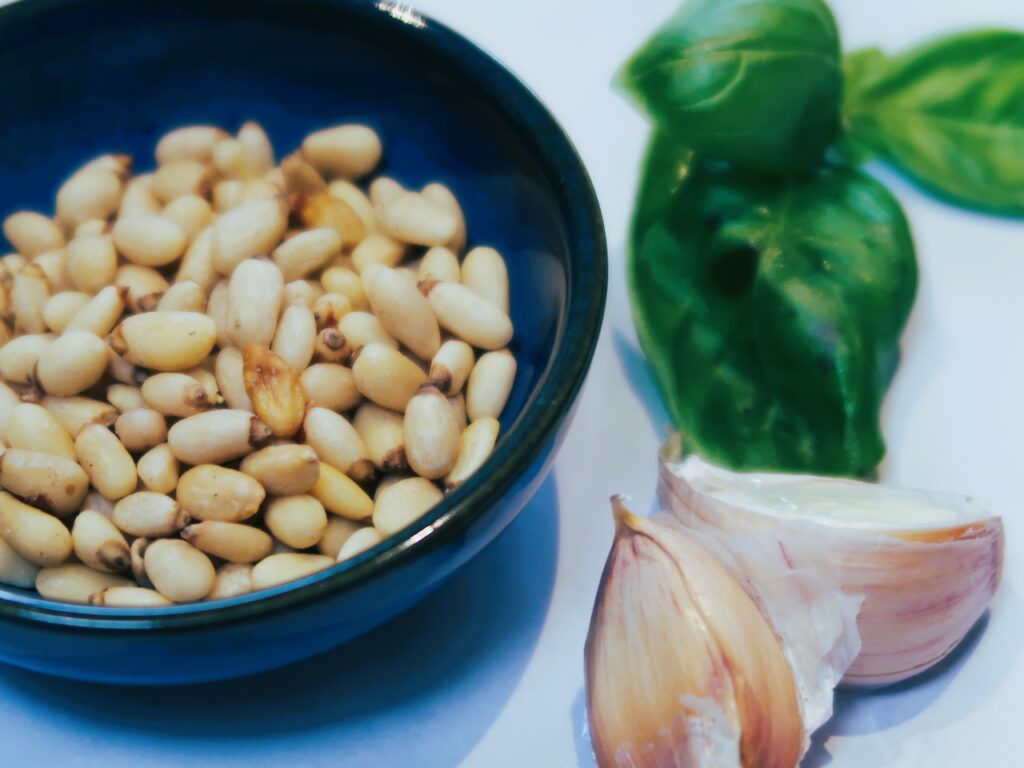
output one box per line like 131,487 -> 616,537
585,498 -> 803,768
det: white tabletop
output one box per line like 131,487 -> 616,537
2,1 -> 1023,766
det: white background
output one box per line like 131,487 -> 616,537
1,1 -> 1022,766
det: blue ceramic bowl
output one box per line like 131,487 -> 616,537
0,0 -> 605,684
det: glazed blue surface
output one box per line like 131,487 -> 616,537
0,0 -> 605,683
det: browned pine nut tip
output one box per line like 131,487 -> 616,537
242,344 -> 307,438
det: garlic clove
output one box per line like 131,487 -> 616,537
585,497 -> 803,768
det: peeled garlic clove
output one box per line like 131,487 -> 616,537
586,498 -> 803,768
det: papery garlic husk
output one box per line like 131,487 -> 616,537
585,497 -> 804,768
658,437 -> 1004,688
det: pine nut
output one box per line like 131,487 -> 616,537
292,192 -> 365,248
168,409 -> 270,464
114,408 -> 167,453
109,311 -> 217,371
151,160 -> 210,203
429,339 -> 474,396
182,520 -> 273,564
77,153 -> 132,178
240,443 -> 320,495
281,152 -> 328,195
157,280 -> 206,313
213,180 -> 245,212
0,447 -> 89,516
373,477 -> 443,537
272,305 -> 316,371
312,293 -> 352,331
466,349 -> 516,421
422,281 -> 513,350
0,382 -> 19,441
107,384 -> 146,413
354,402 -> 407,472
12,264 -> 50,334
182,365 -> 223,405
112,213 -> 187,267
352,232 -> 405,273
113,492 -> 188,537
242,344 -> 306,437
462,246 -> 509,313
0,491 -> 73,566
419,246 -> 461,283
314,327 -> 351,364
311,463 -> 374,520
145,539 -> 216,603
300,363 -> 361,412
162,195 -> 212,243
176,226 -> 218,291
379,192 -> 457,247
207,279 -> 232,349
301,124 -> 382,179
108,350 -> 151,387
141,373 -> 209,417
36,564 -> 131,604
1,252 -> 27,275
214,349 -> 253,411
369,177 -> 403,211
156,125 -> 228,165
249,552 -> 331,590
56,168 -> 122,227
42,291 -> 91,333
0,534 -> 40,588
0,333 -> 52,384
404,386 -> 460,480
90,586 -> 172,607
303,407 -> 373,481
362,265 -> 440,359
120,174 -> 163,217
7,403 -> 75,459
272,227 -> 341,281
213,138 -> 247,178
451,393 -> 472,432
336,526 -> 383,562
264,495 -> 328,549
352,343 -> 426,412
3,212 -> 65,258
33,249 -> 74,293
177,464 -> 266,523
72,509 -> 130,573
445,417 -> 500,490
421,182 -> 467,253
36,331 -> 108,396
130,537 -> 151,585
115,264 -> 170,312
65,234 -> 116,294
328,180 -> 376,231
212,197 -> 288,276
208,562 -> 253,600
65,284 -> 125,336
317,517 -> 361,559
74,219 -> 110,238
136,443 -> 179,494
320,267 -> 368,311
227,257 -> 283,348
238,121 -> 275,176
282,279 -> 323,309
83,491 -> 115,520
41,395 -> 117,437
76,423 -> 137,500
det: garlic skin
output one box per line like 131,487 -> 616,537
658,439 -> 1004,688
585,498 -> 803,768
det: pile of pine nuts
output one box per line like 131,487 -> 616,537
0,121 -> 516,607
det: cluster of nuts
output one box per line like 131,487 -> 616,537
0,121 -> 515,607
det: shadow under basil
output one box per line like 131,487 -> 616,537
0,474 -> 561,767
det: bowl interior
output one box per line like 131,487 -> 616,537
0,0 -> 589,614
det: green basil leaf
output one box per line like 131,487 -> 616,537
619,0 -> 842,173
629,134 -> 917,475
843,31 -> 1024,213
834,47 -> 889,165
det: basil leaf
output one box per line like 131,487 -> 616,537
843,31 -> 1024,213
619,0 -> 842,173
834,47 -> 889,165
629,134 -> 917,475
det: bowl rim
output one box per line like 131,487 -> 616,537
0,0 -> 607,630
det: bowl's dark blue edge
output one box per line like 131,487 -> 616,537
0,0 -> 607,631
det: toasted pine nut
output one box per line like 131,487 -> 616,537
311,463 -> 374,520
182,520 -> 273,564
227,257 -> 283,348
33,249 -> 73,293
112,214 -> 187,267
136,443 -> 179,494
373,477 -> 443,537
90,586 -> 172,607
0,447 -> 89,516
56,168 -> 122,227
113,492 -> 188,537
3,212 -> 66,258
238,121 -> 275,175
293,192 -> 365,248
354,402 -> 407,472
214,349 -> 253,412
337,526 -> 384,562
107,384 -> 146,413
264,495 -> 328,549
272,227 -> 341,281
176,226 -> 218,291
462,246 -> 509,314
380,192 -> 457,247
312,293 -> 352,331
208,562 -> 253,600
314,327 -> 351,364
303,407 -> 373,481
466,349 -> 517,421
130,537 -> 151,585
419,246 -> 461,283
36,331 -> 108,396
109,311 -> 217,371
156,125 -> 228,165
362,265 -> 440,359
317,517 -> 361,558
168,409 -> 270,465
251,552 -> 334,590
7,403 -> 75,459
351,233 -> 405,273
76,423 -> 138,500
0,334 -> 52,384
212,197 -> 288,276
12,264 -> 50,334
421,182 -> 467,253
145,539 -> 216,603
36,564 -> 131,604
445,417 -> 499,489
328,179 -> 376,231
282,279 -> 323,309
207,279 -> 232,349
65,284 -> 125,336
0,534 -> 40,588
404,386 -> 460,479
72,509 -> 130,573
162,195 -> 212,243
422,281 -> 513,350
177,464 -> 266,523
242,344 -> 306,437
42,291 -> 91,333
151,160 -> 210,203
119,175 -> 163,217
41,395 -> 117,437
65,233 -> 116,294
0,491 -> 73,566
429,340 -> 475,396
300,363 -> 361,412
320,267 -> 368,311
115,264 -> 170,312
301,124 -> 382,179
114,408 -> 167,453
281,151 -> 328,194
240,443 -> 320,496
141,373 -> 210,417
272,305 -> 316,371
352,343 -> 426,412
156,280 -> 206,313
